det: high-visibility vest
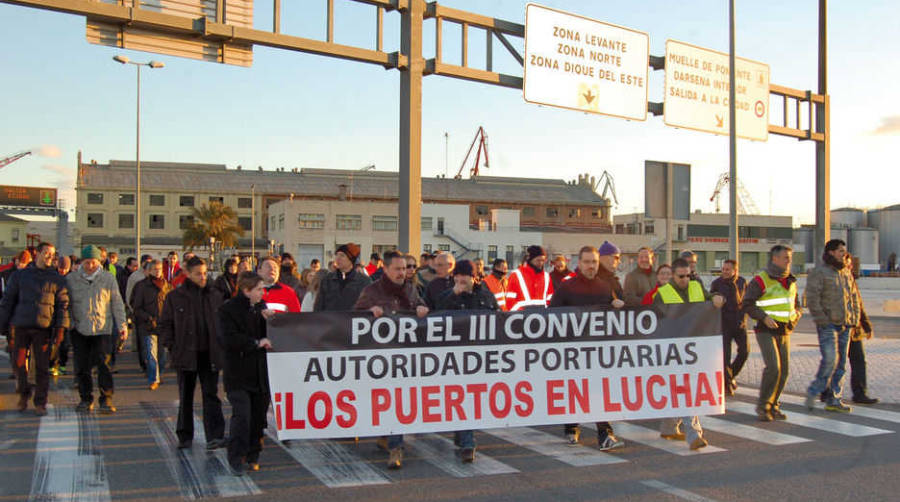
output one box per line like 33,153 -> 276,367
754,271 -> 798,323
657,281 -> 705,304
507,265 -> 553,311
483,274 -> 512,311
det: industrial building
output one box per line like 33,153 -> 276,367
795,206 -> 899,273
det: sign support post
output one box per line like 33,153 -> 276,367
728,0 -> 738,261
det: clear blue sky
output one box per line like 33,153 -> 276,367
1,0 -> 897,223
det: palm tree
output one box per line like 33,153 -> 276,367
181,201 -> 245,251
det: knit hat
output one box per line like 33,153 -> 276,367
454,259 -> 475,277
81,245 -> 102,260
336,243 -> 361,264
525,245 -> 546,262
597,241 -> 621,256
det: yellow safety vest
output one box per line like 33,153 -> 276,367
657,281 -> 705,304
755,271 -> 798,323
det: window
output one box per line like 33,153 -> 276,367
421,217 -> 433,231
149,214 -> 165,229
238,197 -> 252,209
546,207 -> 559,218
87,213 -> 103,228
373,215 -> 398,231
568,208 -> 581,218
179,195 -> 194,207
179,215 -> 194,230
149,194 -> 165,206
506,245 -> 515,264
238,216 -> 252,230
522,206 -> 535,217
336,214 -> 362,231
278,214 -> 285,230
118,193 -> 134,206
488,245 -> 498,261
118,214 -> 134,229
475,205 -> 489,216
87,193 -> 103,204
372,244 -> 396,256
209,196 -> 224,204
438,244 -> 450,252
644,221 -> 655,234
423,244 -> 433,253
297,213 -> 325,229
11,228 -> 20,243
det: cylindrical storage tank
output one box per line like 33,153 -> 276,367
792,227 -> 815,266
831,207 -> 866,228
873,205 -> 900,270
830,226 -> 848,245
848,228 -> 879,268
867,208 -> 882,229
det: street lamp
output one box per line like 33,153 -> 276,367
113,54 -> 164,259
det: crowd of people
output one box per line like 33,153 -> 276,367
0,237 -> 877,474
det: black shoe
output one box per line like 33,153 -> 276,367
852,395 -> 879,405
177,439 -> 192,449
460,447 -> 476,463
819,392 -> 828,403
75,401 -> 94,413
98,402 -> 116,414
229,461 -> 245,476
206,438 -> 228,450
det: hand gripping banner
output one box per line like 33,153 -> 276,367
266,305 -> 724,440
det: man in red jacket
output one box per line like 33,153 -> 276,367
506,245 -> 553,311
258,256 -> 301,313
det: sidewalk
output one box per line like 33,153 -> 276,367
735,329 -> 900,405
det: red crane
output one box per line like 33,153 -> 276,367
454,127 -> 490,179
0,151 -> 32,169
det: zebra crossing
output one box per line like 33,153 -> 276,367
11,392 -> 900,500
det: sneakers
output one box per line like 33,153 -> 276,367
387,447 -> 403,469
824,400 -> 852,413
16,394 -> 28,412
98,402 -> 116,414
206,438 -> 228,450
852,395 -> 879,405
804,393 -> 817,411
58,366 -> 67,375
460,447 -> 476,463
149,382 -> 160,391
770,408 -> 788,421
689,437 -> 709,450
565,430 -> 580,446
50,366 -> 59,377
177,439 -> 192,449
75,401 -> 94,413
756,408 -> 773,422
660,432 -> 686,441
598,434 -> 624,451
34,405 -> 48,417
248,462 -> 260,472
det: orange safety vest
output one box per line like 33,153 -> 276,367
506,265 -> 553,311
483,273 -> 512,311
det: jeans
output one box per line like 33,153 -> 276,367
454,430 -> 475,448
807,323 -> 851,402
144,334 -> 166,385
756,330 -> 790,411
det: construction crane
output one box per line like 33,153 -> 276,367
0,150 -> 32,169
594,170 -> 619,207
454,126 -> 489,179
709,172 -> 760,214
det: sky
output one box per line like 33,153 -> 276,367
0,0 -> 897,224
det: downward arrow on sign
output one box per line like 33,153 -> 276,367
715,114 -> 723,128
583,90 -> 595,104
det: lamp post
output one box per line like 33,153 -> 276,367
113,55 -> 164,259
250,184 -> 256,264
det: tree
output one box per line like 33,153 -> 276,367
181,201 -> 245,250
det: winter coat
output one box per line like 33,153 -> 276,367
158,279 -> 225,371
506,265 -> 554,311
435,282 -> 499,311
217,293 -> 269,393
424,276 -> 453,309
314,268 -> 371,312
262,282 -> 301,313
623,266 -> 656,307
710,275 -> 748,331
805,263 -> 862,327
130,276 -> 172,337
66,267 -> 126,336
354,276 -> 425,315
549,269 -> 621,308
0,265 -> 69,331
213,272 -> 238,302
742,264 -> 801,336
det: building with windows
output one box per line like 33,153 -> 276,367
0,214 -> 28,260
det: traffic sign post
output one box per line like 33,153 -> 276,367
663,39 -> 770,141
523,3 -> 648,121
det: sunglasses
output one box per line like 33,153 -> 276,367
406,264 -> 417,269
675,274 -> 690,278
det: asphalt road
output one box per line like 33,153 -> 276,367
2,350 -> 899,502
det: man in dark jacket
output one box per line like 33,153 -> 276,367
218,272 -> 272,475
741,245 -> 801,421
423,252 -> 455,309
434,259 -> 497,463
550,244 -> 626,450
131,259 -> 172,390
159,256 -> 226,450
314,243 -> 370,312
549,254 -> 573,290
354,250 -> 429,469
1,250 -> 32,379
0,242 -> 69,416
709,259 -> 748,395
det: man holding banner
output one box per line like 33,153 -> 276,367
652,258 -> 724,450
551,245 -> 626,450
353,250 -> 429,469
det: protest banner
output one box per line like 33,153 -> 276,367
266,305 -> 723,440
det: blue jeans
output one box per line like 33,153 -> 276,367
454,430 -> 475,448
807,324 -> 850,402
145,334 -> 166,385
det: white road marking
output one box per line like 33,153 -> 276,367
485,426 -> 626,466
735,388 -> 900,425
641,479 -> 720,502
404,433 -> 519,477
727,400 -> 892,437
700,416 -> 811,445
598,422 -> 726,456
